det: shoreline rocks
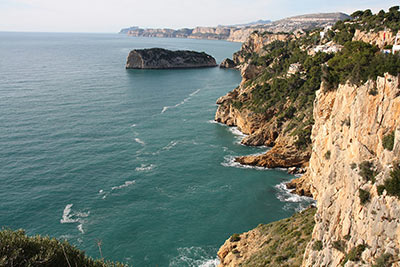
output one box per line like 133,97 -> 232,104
219,58 -> 236,69
126,48 -> 217,69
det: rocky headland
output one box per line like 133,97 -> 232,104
217,6 -> 400,266
120,13 -> 350,43
125,48 -> 217,69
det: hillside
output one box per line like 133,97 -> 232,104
217,6 -> 400,266
215,6 -> 400,195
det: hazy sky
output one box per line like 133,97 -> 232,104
0,0 -> 399,32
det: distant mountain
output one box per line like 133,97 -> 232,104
119,12 -> 350,42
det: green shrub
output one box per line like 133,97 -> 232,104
312,241 -> 323,251
342,244 -> 367,265
231,100 -> 243,110
369,88 -> 378,96
294,127 -> 312,150
377,184 -> 385,195
342,117 -> 351,127
332,240 -> 346,253
324,150 -> 331,160
0,229 -> 124,267
372,253 -> 393,267
383,163 -> 400,198
359,161 -> 377,183
275,255 -> 288,263
350,163 -> 357,170
382,131 -> 395,151
359,189 -> 370,204
230,233 -> 241,242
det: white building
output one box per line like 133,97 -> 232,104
392,32 -> 400,54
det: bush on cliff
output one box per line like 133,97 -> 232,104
359,189 -> 370,204
358,161 -> 377,183
324,41 -> 400,89
0,229 -> 124,267
383,163 -> 400,198
382,130 -> 395,151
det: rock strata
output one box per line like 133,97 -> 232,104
125,48 -> 217,69
303,74 -> 400,266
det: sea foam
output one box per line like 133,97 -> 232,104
169,247 -> 219,267
135,164 -> 155,172
60,204 -> 90,234
161,89 -> 201,114
111,180 -> 136,191
134,138 -> 145,146
221,155 -> 269,171
275,181 -> 315,212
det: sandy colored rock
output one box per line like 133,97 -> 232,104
302,74 -> 400,266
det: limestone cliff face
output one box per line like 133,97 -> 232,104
232,32 -> 291,66
215,32 -> 311,171
353,29 -> 397,49
302,74 -> 400,266
125,48 -> 217,69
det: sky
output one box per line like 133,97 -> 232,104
0,0 -> 399,33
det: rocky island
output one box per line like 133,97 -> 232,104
125,48 -> 217,69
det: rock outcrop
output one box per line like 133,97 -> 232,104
219,58 -> 236,69
125,48 -> 217,69
353,29 -> 397,49
302,74 -> 400,266
232,32 -> 292,66
215,31 -> 312,172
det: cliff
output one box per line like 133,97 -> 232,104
120,12 -> 349,43
125,48 -> 217,69
215,31 -> 313,177
217,6 -> 400,267
302,75 -> 400,266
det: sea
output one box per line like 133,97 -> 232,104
0,32 -> 314,266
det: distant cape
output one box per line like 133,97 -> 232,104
119,12 -> 350,42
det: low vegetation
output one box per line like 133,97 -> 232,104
372,253 -> 394,267
382,131 -> 395,151
359,189 -> 370,204
342,244 -> 367,265
230,233 -> 241,242
359,161 -> 377,183
332,240 -> 346,253
312,241 -> 323,251
381,163 -> 400,198
0,229 -> 124,267
241,208 -> 316,267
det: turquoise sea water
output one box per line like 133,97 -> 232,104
0,32 -> 313,266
